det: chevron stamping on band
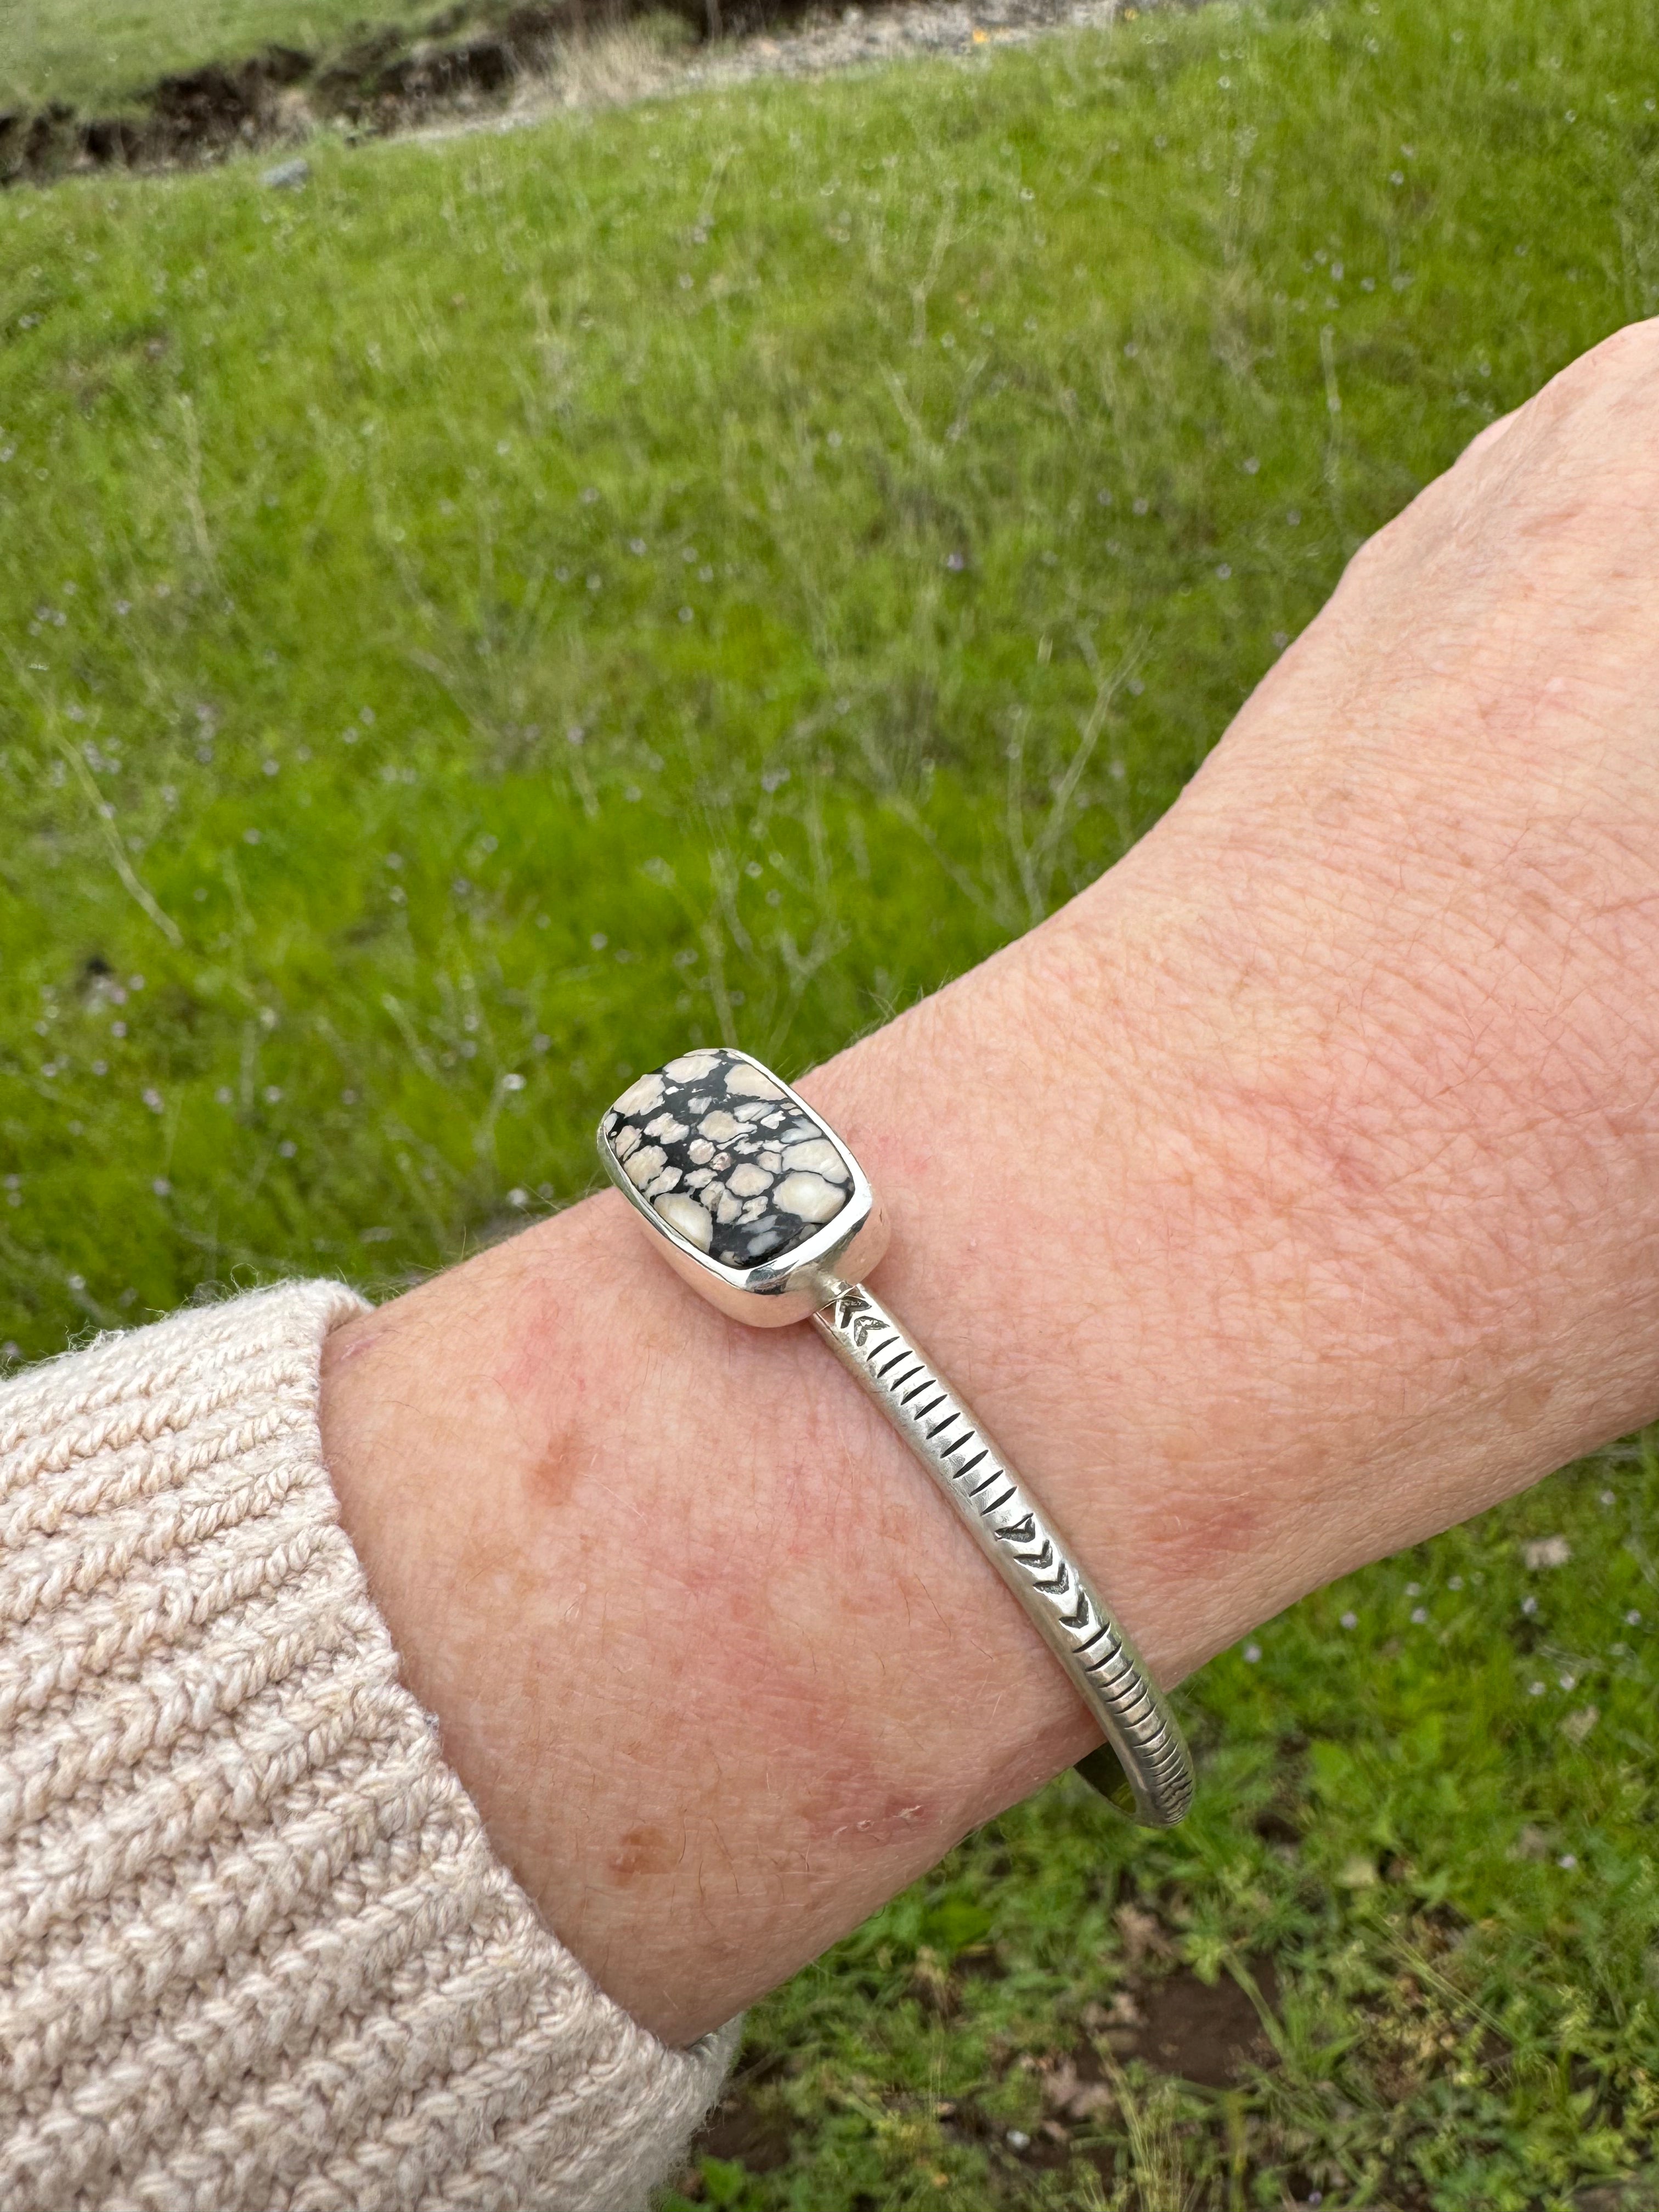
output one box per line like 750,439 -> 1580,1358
818,1282 -> 1192,1822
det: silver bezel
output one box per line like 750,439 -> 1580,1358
597,1051 -> 890,1327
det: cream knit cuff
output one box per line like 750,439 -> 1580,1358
0,1281 -> 736,2211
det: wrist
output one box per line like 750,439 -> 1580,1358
321,1178 -> 1087,2042
314,920 -> 1329,2040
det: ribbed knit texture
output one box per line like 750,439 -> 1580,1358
0,1282 -> 735,2211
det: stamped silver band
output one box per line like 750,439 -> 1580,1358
597,1045 -> 1194,1829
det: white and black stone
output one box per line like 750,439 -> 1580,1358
602,1049 -> 852,1268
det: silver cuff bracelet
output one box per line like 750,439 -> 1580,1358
597,1046 -> 1194,1829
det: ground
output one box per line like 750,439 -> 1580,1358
3,0 -> 1659,2204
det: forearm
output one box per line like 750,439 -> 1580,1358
320,336 -> 1659,2046
319,817 -> 1658,2042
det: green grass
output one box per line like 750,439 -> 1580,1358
0,0 -> 431,111
4,0 -> 1659,2203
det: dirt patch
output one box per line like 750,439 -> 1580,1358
2,46 -> 317,182
1128,1960 -> 1279,2089
689,2081 -> 794,2172
674,2062 -> 796,2192
309,1 -> 617,129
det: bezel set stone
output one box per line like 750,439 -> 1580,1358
597,1047 -> 889,1325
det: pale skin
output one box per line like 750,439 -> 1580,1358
319,323 -> 1659,2046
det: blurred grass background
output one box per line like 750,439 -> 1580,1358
4,0 -> 1659,2202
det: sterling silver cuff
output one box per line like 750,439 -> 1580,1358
597,1046 -> 1193,1829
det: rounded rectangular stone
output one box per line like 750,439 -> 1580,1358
601,1048 -> 853,1271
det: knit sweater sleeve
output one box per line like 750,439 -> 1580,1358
0,1281 -> 737,2212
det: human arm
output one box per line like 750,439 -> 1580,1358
318,324 -> 1659,2045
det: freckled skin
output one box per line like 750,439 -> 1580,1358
323,324 -> 1659,2045
609,1826 -> 676,1884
